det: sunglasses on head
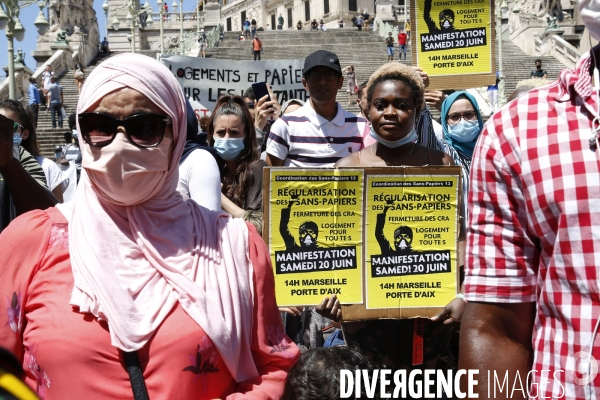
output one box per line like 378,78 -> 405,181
13,122 -> 25,134
78,112 -> 171,148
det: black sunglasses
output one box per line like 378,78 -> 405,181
305,70 -> 339,82
78,113 -> 171,148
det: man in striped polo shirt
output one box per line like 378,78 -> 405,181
266,50 -> 370,167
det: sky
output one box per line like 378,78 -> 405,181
0,0 -> 199,70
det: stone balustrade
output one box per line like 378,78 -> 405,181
534,29 -> 581,70
534,34 -> 542,54
548,35 -> 580,69
149,11 -> 202,30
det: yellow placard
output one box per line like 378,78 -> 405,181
414,0 -> 493,76
268,169 -> 364,306
365,174 -> 459,309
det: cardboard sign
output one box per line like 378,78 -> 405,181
263,166 -> 462,320
364,174 -> 459,310
159,55 -> 306,117
264,168 -> 365,307
410,0 -> 497,89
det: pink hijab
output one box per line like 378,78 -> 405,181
64,53 -> 258,382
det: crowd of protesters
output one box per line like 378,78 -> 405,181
3,0 -> 600,396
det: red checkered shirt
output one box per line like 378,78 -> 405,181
465,50 -> 600,398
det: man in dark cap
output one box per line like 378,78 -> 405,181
266,50 -> 369,167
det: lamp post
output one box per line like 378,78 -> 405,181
0,0 -> 49,99
496,0 -> 508,107
171,0 -> 183,49
156,0 -> 164,52
179,0 -> 183,47
196,0 -> 200,33
102,0 -> 109,39
110,0 -> 153,53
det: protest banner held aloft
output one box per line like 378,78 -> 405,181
160,55 -> 307,118
264,168 -> 365,307
410,0 -> 497,88
263,166 -> 462,320
364,172 -> 459,312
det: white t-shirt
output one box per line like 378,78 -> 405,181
177,149 -> 222,211
36,156 -> 65,191
432,118 -> 443,141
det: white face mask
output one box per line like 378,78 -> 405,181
578,0 -> 600,41
303,235 -> 314,245
369,127 -> 417,148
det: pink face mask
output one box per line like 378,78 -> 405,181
83,132 -> 173,206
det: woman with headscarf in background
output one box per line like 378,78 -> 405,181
0,53 -> 298,400
440,91 -> 483,236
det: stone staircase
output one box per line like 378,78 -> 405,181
210,29 -> 570,116
33,28 -> 570,157
35,52 -> 113,158
211,29 -> 399,115
501,40 -> 565,96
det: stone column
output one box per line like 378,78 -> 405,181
204,0 -> 222,31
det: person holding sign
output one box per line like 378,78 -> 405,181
266,50 -> 370,167
330,62 -> 464,375
0,53 -> 298,399
207,95 -> 267,233
334,63 -> 452,169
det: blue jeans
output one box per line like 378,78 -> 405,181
386,46 -> 394,56
399,44 -> 407,59
50,102 -> 62,128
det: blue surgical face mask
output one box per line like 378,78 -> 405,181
214,137 -> 245,161
447,119 -> 480,143
369,126 -> 417,148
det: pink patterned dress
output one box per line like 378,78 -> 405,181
0,208 -> 298,399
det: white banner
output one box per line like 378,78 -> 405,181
159,55 -> 308,118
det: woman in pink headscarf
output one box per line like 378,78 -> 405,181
0,53 -> 298,400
